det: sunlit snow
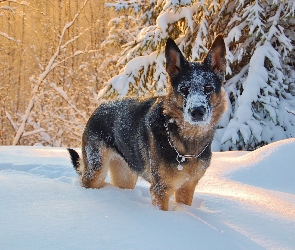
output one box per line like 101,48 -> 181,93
0,139 -> 295,249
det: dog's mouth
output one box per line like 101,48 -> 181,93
183,94 -> 212,125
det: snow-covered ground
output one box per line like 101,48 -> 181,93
0,139 -> 295,249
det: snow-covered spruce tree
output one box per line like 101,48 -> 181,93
220,0 -> 295,150
100,0 -> 295,151
99,0 -> 159,98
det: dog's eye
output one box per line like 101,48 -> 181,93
204,85 -> 214,94
179,86 -> 189,96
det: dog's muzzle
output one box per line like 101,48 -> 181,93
189,106 -> 206,122
184,93 -> 211,125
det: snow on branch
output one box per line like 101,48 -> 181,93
58,0 -> 89,43
0,5 -> 14,11
0,31 -> 20,43
52,49 -> 98,69
49,82 -> 87,121
100,0 -> 295,150
98,51 -> 166,99
12,0 -> 91,145
0,1 -> 17,3
191,16 -> 208,60
221,42 -> 282,148
266,3 -> 292,59
156,3 -> 199,35
285,0 -> 295,16
286,107 -> 295,116
106,0 -> 144,12
5,111 -> 17,131
243,0 -> 265,36
22,128 -> 46,137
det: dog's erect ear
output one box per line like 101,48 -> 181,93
203,35 -> 226,80
165,38 -> 187,77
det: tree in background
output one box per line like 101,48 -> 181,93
2,0 -> 295,150
0,0 -> 109,146
101,0 -> 295,150
0,0 -> 24,145
98,0 -> 156,98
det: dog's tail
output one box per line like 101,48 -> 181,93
67,148 -> 82,175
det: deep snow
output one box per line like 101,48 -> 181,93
0,139 -> 295,249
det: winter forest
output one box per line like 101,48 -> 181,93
1,0 -> 295,151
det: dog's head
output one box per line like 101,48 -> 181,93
165,35 -> 226,127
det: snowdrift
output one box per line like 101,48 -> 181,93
0,139 -> 294,249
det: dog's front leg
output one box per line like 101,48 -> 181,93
150,182 -> 173,211
149,166 -> 173,211
175,167 -> 206,206
174,176 -> 199,206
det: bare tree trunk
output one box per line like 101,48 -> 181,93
17,4 -> 26,113
12,0 -> 90,145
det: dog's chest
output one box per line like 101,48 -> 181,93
170,159 -> 205,189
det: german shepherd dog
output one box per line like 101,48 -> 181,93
68,35 -> 226,211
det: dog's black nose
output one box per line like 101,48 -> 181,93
189,106 -> 206,121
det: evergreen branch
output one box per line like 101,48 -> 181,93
286,107 -> 295,116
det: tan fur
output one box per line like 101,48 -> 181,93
80,146 -> 109,189
162,88 -> 226,154
76,88 -> 226,210
150,157 -> 207,210
174,174 -> 201,205
164,88 -> 226,134
77,146 -> 138,190
108,152 -> 138,189
74,94 -> 225,210
84,169 -> 108,189
166,50 -> 182,75
149,87 -> 226,210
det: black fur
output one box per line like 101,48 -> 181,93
84,98 -> 157,173
68,34 -> 227,210
67,148 -> 80,171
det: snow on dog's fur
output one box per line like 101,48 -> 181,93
68,35 -> 227,210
